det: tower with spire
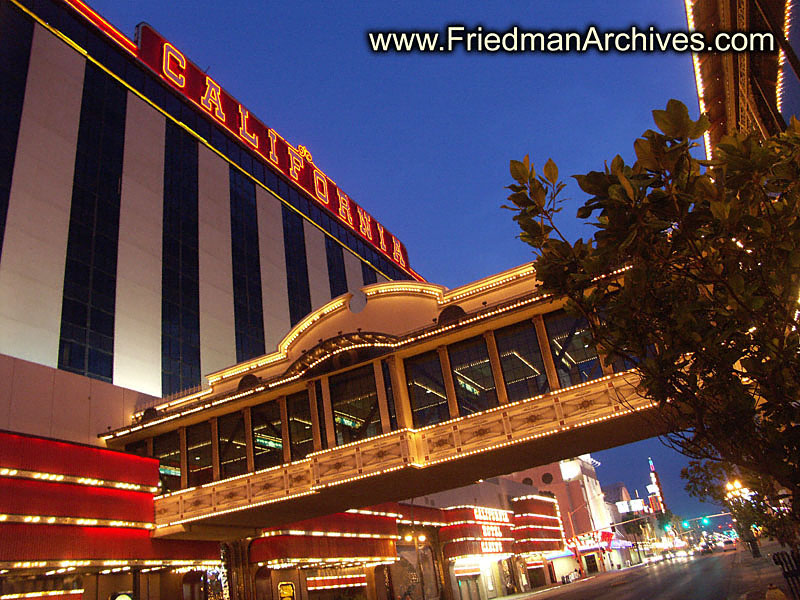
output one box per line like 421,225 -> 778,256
646,457 -> 667,513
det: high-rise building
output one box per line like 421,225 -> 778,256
646,456 -> 667,514
0,0 -> 419,407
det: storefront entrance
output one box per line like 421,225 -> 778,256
526,567 -> 546,589
584,554 -> 599,574
457,576 -> 480,600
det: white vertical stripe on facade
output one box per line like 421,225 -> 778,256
256,187 -> 290,353
198,145 -> 236,378
304,220 -> 330,310
112,92 -> 165,397
343,248 -> 364,295
0,25 -> 84,368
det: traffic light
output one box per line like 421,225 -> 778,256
682,520 -> 690,529
664,523 -> 671,531
701,517 -> 710,525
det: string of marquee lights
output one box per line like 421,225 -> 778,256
111,286 -> 556,438
150,369 -> 642,500
0,559 -> 221,571
153,380 -> 651,528
0,592 -> 84,599
123,264 -> 631,430
0,468 -> 158,494
776,0 -> 794,113
259,529 -> 399,540
255,557 -> 396,570
0,514 -> 153,529
194,264 -> 537,388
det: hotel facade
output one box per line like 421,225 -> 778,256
0,0 -> 669,599
0,0 -> 418,426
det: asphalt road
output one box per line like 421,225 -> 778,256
526,551 -> 739,600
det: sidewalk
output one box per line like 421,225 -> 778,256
726,540 -> 794,600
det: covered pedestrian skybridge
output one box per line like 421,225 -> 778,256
103,264 -> 663,540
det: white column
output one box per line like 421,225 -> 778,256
303,220 -> 330,309
198,145 -> 236,377
256,188 -> 290,352
0,25 -> 84,367
343,248 -> 363,294
113,92 -> 164,396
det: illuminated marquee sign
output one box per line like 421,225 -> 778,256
473,507 -> 510,523
566,530 -> 614,552
480,540 -> 504,553
441,506 -> 514,560
135,25 -> 411,273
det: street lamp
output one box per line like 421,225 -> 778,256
725,480 -> 760,558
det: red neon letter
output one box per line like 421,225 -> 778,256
356,207 -> 372,240
162,42 -> 186,88
376,223 -> 387,252
266,129 -> 279,165
392,236 -> 405,266
287,146 -> 304,181
313,170 -> 329,205
200,76 -> 226,122
337,190 -> 354,228
238,105 -> 259,148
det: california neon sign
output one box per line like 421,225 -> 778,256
135,25 -> 411,273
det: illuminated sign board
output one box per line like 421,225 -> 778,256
473,507 -> 510,523
481,524 -> 503,538
278,582 -> 295,600
616,498 -> 647,514
630,498 -> 646,512
135,25 -> 411,273
479,540 -> 504,553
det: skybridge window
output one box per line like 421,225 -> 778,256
218,410 -> 248,479
251,399 -> 284,470
447,335 -> 498,415
329,365 -> 381,446
494,320 -> 550,402
405,351 -> 449,427
287,390 -> 314,460
543,310 -> 603,387
153,430 -> 181,492
186,421 -> 213,487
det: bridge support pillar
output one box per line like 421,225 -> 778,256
224,539 -> 256,600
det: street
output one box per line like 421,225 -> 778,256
526,551 -> 741,600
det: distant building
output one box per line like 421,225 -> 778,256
647,456 -> 667,514
404,477 -> 571,595
508,455 -> 632,574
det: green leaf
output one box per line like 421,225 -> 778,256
543,158 -> 559,184
573,172 -> 608,196
610,155 -> 624,175
634,138 -> 659,170
618,172 -> 635,201
652,99 -> 691,138
687,113 -> 711,140
510,160 -> 528,183
507,191 -> 533,208
709,199 -> 730,221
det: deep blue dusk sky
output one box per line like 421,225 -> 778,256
87,0 -> 722,519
